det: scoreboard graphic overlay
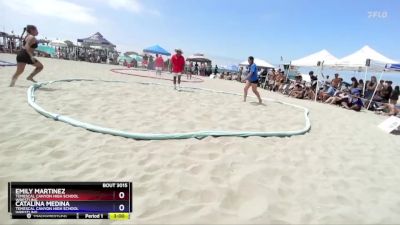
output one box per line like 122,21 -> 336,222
8,182 -> 132,220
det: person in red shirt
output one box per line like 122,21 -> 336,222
154,54 -> 164,76
170,49 -> 185,90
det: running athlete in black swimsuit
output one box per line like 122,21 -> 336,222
9,25 -> 44,87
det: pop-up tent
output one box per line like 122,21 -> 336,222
187,53 -> 212,63
143,45 -> 171,56
239,58 -> 274,68
291,49 -> 338,67
333,45 -> 397,70
291,49 -> 339,101
332,45 -> 398,95
77,32 -> 116,49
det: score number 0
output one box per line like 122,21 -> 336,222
118,191 -> 125,211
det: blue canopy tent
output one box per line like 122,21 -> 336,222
143,45 -> 171,56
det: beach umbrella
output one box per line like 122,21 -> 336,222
187,53 -> 212,63
143,45 -> 171,56
118,55 -> 133,63
124,51 -> 139,56
49,40 -> 67,47
129,54 -> 142,62
36,44 -> 56,56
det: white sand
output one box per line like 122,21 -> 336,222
1,53 -> 400,224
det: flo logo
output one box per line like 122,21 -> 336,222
368,11 -> 388,19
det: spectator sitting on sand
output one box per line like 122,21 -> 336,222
325,89 -> 350,105
349,77 -> 361,95
319,73 -> 341,101
274,71 -> 286,92
304,71 -> 318,100
389,86 -> 399,105
377,103 -> 400,116
232,73 -> 239,81
219,72 -> 225,79
290,82 -> 305,99
309,71 -> 318,90
289,76 -> 305,99
382,81 -> 393,103
375,80 -> 385,97
365,76 -> 378,99
278,71 -> 288,92
341,90 -> 363,112
331,73 -> 341,88
304,85 -> 316,100
358,79 -> 364,94
225,72 -> 232,80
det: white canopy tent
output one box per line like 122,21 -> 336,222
291,49 -> 339,101
332,45 -> 398,96
333,45 -> 398,70
291,49 -> 338,67
239,58 -> 274,68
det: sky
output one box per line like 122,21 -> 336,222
0,0 -> 399,66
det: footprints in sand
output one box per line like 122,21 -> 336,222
176,189 -> 193,202
48,149 -> 68,158
187,164 -> 202,175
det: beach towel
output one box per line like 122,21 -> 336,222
0,60 -> 17,67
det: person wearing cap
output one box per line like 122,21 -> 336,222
243,56 -> 262,103
170,49 -> 185,90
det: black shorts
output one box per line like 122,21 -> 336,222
16,49 -> 34,64
250,79 -> 259,84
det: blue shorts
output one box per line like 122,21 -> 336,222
326,86 -> 336,96
250,79 -> 259,84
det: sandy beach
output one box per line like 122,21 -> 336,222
1,53 -> 400,224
